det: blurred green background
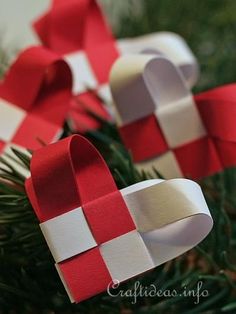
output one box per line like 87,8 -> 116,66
116,0 -> 236,92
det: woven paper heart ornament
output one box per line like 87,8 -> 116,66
0,46 -> 72,175
110,53 -> 236,179
25,134 -> 213,303
33,0 -> 198,132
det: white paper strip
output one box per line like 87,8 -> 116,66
123,179 -> 211,233
155,95 -> 206,148
0,98 -> 26,142
100,230 -> 154,282
64,51 -> 98,94
40,207 -> 97,263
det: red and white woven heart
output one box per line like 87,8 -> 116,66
110,54 -> 236,179
26,134 -> 212,303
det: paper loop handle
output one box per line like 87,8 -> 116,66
26,134 -> 120,222
0,46 -> 72,111
110,54 -> 191,126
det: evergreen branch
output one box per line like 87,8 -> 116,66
10,147 -> 31,169
222,302 -> 236,312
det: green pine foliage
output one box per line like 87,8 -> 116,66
0,0 -> 236,313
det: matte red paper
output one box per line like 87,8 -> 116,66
26,135 -> 135,302
59,248 -> 112,302
0,141 -> 5,153
69,91 -> 111,133
33,0 -> 119,83
119,114 -> 168,162
119,84 -> 236,179
174,137 -> 222,179
83,191 -> 135,244
33,0 -> 118,131
0,46 -> 72,150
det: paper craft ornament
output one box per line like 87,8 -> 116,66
110,53 -> 236,179
0,46 -> 72,175
25,134 -> 213,303
33,0 -> 198,131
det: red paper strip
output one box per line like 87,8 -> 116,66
83,191 -> 135,244
59,247 -> 112,302
119,114 -> 168,162
174,137 -> 222,179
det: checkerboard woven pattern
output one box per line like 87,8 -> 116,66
119,103 -> 223,180
27,134 -> 213,303
64,46 -> 118,105
110,55 -> 236,180
0,46 -> 72,175
0,97 -> 62,177
0,98 -> 61,152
